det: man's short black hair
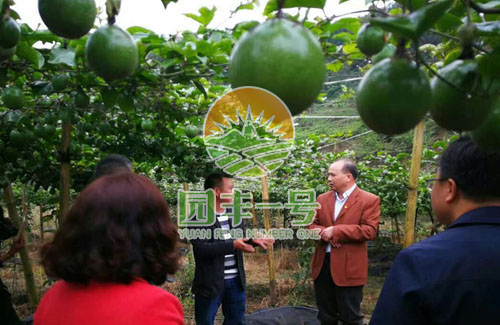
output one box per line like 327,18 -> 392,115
341,159 -> 358,180
94,154 -> 133,179
440,136 -> 500,202
204,172 -> 232,190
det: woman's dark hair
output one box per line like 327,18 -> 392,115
440,136 -> 500,202
41,173 -> 179,285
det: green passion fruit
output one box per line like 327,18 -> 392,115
2,87 -> 25,109
356,58 -> 431,135
430,60 -> 495,132
229,18 -> 326,116
356,24 -> 386,57
38,0 -> 96,39
74,91 -> 90,108
185,125 -> 198,138
471,99 -> 500,152
51,74 -> 69,92
141,119 -> 154,132
0,17 -> 21,48
85,25 -> 139,81
0,44 -> 16,61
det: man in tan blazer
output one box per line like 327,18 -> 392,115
308,159 -> 380,325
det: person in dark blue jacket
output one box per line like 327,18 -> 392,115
370,136 -> 500,325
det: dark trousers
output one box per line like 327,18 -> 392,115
0,279 -> 20,325
314,253 -> 363,325
195,277 -> 246,325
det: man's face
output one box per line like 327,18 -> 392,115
327,162 -> 351,193
216,177 -> 234,203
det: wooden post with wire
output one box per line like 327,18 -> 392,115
404,121 -> 425,248
250,195 -> 258,229
4,184 -> 39,306
260,175 -> 277,305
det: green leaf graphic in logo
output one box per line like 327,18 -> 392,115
205,107 -> 292,178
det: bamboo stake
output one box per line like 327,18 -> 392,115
404,121 -> 425,248
250,195 -> 258,229
260,175 -> 277,305
59,120 -> 72,224
4,184 -> 39,306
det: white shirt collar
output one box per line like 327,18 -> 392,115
335,183 -> 357,201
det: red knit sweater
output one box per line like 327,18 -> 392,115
34,279 -> 184,324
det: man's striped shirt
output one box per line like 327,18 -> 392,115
217,214 -> 238,280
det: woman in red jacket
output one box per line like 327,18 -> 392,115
34,173 -> 184,324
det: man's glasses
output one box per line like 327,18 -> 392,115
425,178 -> 447,190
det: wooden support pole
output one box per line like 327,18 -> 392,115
404,121 -> 425,248
250,195 -> 258,229
59,120 -> 72,224
4,184 -> 39,306
260,175 -> 277,305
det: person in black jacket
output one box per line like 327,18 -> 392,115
191,173 -> 273,325
370,136 -> 500,324
0,205 -> 25,325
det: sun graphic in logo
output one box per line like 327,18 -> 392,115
203,87 -> 295,179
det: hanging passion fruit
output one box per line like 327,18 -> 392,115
229,18 -> 326,116
430,60 -> 495,132
356,58 -> 431,135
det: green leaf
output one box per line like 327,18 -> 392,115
192,80 -> 208,99
106,0 -> 121,18
370,0 -> 453,39
435,13 -> 462,32
326,18 -> 360,34
196,39 -> 214,56
127,26 -> 156,35
443,48 -> 461,65
25,30 -> 63,44
264,0 -> 326,15
48,48 -> 76,67
326,61 -> 343,72
160,0 -> 178,9
101,88 -> 118,108
342,43 -> 359,54
476,21 -> 500,36
184,6 -> 217,27
16,41 -> 45,69
9,9 -> 20,20
332,32 -> 356,43
234,0 -> 258,12
481,1 -> 500,9
478,53 -> 500,86
395,0 -> 426,11
117,93 -> 135,112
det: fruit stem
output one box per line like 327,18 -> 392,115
395,38 -> 410,60
458,46 -> 474,60
277,0 -> 286,18
108,16 -> 116,25
412,39 -> 420,68
3,5 -> 10,20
